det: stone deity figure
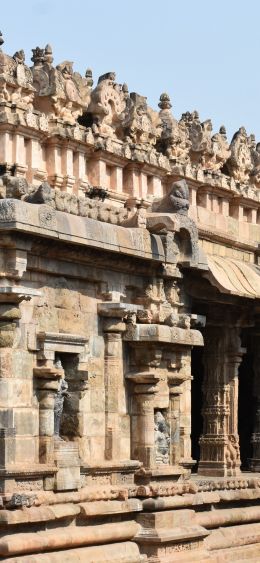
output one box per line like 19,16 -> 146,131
154,410 -> 170,464
54,357 -> 68,439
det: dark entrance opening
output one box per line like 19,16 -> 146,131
191,345 -> 204,472
238,338 -> 254,470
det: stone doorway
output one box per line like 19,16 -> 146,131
191,345 -> 204,472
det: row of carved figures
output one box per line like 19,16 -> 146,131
0,32 -> 260,187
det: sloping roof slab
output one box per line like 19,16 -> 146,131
205,255 -> 260,299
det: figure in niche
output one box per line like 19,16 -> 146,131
154,410 -> 170,464
54,356 -> 68,439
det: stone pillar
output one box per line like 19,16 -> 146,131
88,158 -> 107,187
111,165 -> 123,193
14,133 -> 27,177
147,175 -> 162,197
198,326 -> 245,476
0,132 -> 13,168
74,150 -> 88,194
168,385 -> 181,465
46,140 -> 64,189
250,332 -> 260,471
27,137 -> 46,185
36,378 -> 59,464
130,378 -> 158,468
0,427 -> 16,466
61,145 -> 75,192
123,164 -> 140,196
103,323 -> 125,461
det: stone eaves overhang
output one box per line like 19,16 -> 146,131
0,199 -> 165,264
205,255 -> 260,300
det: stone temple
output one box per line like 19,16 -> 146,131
0,31 -> 260,562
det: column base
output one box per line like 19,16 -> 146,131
0,464 -> 57,494
198,460 -> 241,477
135,464 -> 187,485
54,441 -> 80,491
136,510 -> 210,563
80,459 -> 141,487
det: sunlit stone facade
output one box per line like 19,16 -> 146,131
0,32 -> 260,561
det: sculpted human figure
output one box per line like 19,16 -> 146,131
202,125 -> 231,171
154,411 -> 170,464
54,357 -> 69,439
180,111 -> 213,165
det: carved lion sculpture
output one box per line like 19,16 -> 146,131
151,179 -> 189,215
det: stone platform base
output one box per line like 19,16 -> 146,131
1,474 -> 260,562
5,542 -> 143,562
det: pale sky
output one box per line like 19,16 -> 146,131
2,0 -> 260,140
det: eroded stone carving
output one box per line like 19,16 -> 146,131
204,126 -> 231,171
31,44 -> 92,123
0,34 -> 34,109
226,127 -> 254,183
151,179 -> 189,215
158,93 -> 191,164
180,111 -> 213,166
54,370 -> 69,439
122,92 -> 161,148
154,410 -> 170,464
86,72 -> 127,137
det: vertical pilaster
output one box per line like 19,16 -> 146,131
130,380 -> 158,468
104,327 -> 124,460
36,379 -> 59,464
168,385 -> 181,465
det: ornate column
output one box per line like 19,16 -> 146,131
198,326 -> 245,476
249,331 -> 260,471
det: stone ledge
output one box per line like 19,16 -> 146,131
0,520 -> 140,558
4,541 -> 144,563
0,199 -> 165,263
124,323 -> 204,346
79,498 -> 142,517
0,464 -> 57,477
80,460 -> 142,473
135,524 -> 209,544
0,503 -> 80,526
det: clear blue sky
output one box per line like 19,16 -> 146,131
2,0 -> 260,140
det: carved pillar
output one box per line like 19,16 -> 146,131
198,326 -> 245,476
250,332 -> 260,471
